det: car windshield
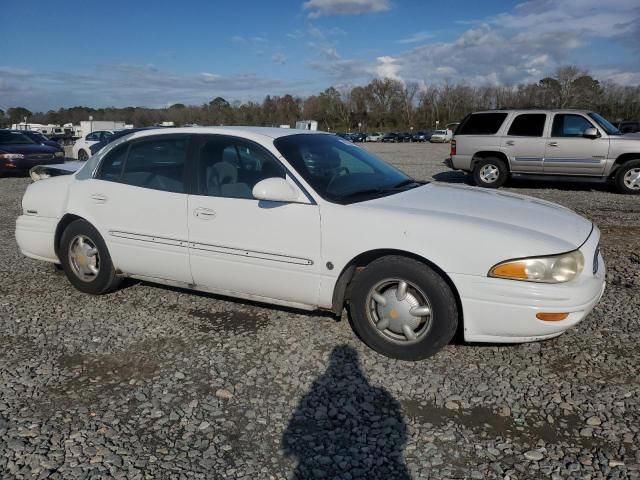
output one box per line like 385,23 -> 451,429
274,134 -> 419,204
588,112 -> 621,135
0,131 -> 35,144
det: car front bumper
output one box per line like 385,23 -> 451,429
452,226 -> 606,343
15,214 -> 59,263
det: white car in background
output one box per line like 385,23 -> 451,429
366,132 -> 383,142
72,130 -> 114,161
429,129 -> 453,143
15,127 -> 605,360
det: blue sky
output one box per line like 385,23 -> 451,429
2,0 -> 639,111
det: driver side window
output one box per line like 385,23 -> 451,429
197,136 -> 286,199
551,114 -> 594,137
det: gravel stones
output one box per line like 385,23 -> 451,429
1,143 -> 639,478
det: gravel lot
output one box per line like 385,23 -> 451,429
1,142 -> 638,479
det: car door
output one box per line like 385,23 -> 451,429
187,134 -> 322,307
501,113 -> 547,173
71,134 -> 193,284
544,113 -> 609,175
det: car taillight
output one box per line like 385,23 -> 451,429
450,139 -> 456,156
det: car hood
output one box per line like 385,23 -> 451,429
0,143 -> 58,154
361,183 -> 592,250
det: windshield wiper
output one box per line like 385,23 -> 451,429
340,180 -> 420,200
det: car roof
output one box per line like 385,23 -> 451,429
471,109 -> 593,115
123,126 -> 329,142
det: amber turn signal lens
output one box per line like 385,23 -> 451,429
536,312 -> 569,321
491,262 -> 527,279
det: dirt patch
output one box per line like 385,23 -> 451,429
189,308 -> 269,335
402,400 -> 595,448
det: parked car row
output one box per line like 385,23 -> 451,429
337,131 -> 438,143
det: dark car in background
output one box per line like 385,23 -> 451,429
616,121 -> 640,134
0,130 -> 64,175
397,132 -> 413,142
350,132 -> 367,142
18,130 -> 65,154
411,130 -> 432,142
381,132 -> 399,143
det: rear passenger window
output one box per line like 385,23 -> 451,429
507,114 -> 546,137
457,113 -> 508,135
97,137 -> 188,193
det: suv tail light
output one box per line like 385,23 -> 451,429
450,139 -> 456,156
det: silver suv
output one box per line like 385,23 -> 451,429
445,109 -> 640,194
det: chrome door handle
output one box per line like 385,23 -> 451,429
548,142 -> 559,147
193,207 -> 216,219
505,140 -> 515,146
90,194 -> 107,204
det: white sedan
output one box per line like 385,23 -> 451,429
72,130 -> 114,161
15,127 -> 605,360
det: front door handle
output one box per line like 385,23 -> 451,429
505,140 -> 515,146
193,207 -> 216,219
90,193 -> 107,204
548,141 -> 559,147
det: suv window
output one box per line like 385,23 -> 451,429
197,136 -> 286,199
457,113 -> 508,135
551,114 -> 594,137
98,137 -> 188,193
507,114 -> 546,137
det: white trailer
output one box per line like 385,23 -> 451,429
295,120 -> 318,131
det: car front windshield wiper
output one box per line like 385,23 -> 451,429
339,179 -> 421,200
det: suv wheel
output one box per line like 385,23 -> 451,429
615,160 -> 640,194
348,256 -> 458,361
473,157 -> 508,188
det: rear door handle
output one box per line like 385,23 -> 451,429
90,193 -> 108,204
505,140 -> 515,146
193,207 -> 216,219
548,142 -> 559,147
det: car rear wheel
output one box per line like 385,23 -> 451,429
59,219 -> 121,294
348,256 -> 458,361
615,160 -> 640,194
77,149 -> 88,161
473,157 -> 509,188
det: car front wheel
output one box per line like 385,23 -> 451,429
615,160 -> 640,194
473,157 -> 508,188
59,219 -> 121,294
348,256 -> 458,361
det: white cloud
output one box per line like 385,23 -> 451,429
310,0 -> 640,87
0,64 -> 300,111
303,0 -> 390,18
397,31 -> 435,44
272,53 -> 287,65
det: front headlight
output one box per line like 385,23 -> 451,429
489,250 -> 584,283
54,151 -> 64,158
0,153 -> 25,160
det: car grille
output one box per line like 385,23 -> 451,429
27,153 -> 55,161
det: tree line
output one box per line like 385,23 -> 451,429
2,66 -> 639,131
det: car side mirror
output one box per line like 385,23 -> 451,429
252,177 -> 302,203
583,127 -> 599,139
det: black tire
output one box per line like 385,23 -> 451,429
348,256 -> 458,361
473,157 -> 509,188
614,159 -> 640,194
77,149 -> 88,161
59,219 -> 121,294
